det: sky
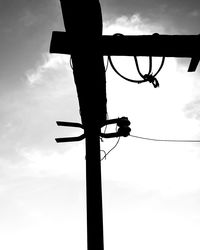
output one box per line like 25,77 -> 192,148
1,0 -> 200,249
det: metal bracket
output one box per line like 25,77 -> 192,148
55,117 -> 131,143
55,121 -> 85,143
100,117 -> 131,138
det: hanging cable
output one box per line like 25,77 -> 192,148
101,123 -> 121,160
101,137 -> 121,161
153,57 -> 165,77
108,55 -> 146,83
100,150 -> 107,159
130,134 -> 200,143
148,56 -> 153,75
108,33 -> 165,88
133,56 -> 165,88
133,56 -> 152,78
134,56 -> 155,87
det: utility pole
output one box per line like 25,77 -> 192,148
50,1 -> 200,250
55,1 -> 107,250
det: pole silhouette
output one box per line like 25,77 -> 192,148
51,1 -> 200,250
59,1 -> 106,250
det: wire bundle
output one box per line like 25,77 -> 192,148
107,33 -> 165,88
108,55 -> 165,88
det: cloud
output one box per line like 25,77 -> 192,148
104,14 -> 165,35
185,98 -> 200,121
19,9 -> 39,27
26,53 -> 71,86
19,143 -> 85,179
189,10 -> 200,17
0,52 -> 80,169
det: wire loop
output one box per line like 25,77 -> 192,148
108,56 -> 145,83
108,33 -> 165,88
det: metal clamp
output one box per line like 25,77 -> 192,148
55,117 -> 131,143
100,117 -> 131,138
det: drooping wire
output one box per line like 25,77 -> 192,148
107,33 -> 165,88
101,124 -> 121,161
153,57 -> 165,77
130,134 -> 200,143
148,56 -> 153,75
108,55 -> 165,88
100,150 -> 107,159
108,55 -> 146,83
133,56 -> 152,78
101,137 -> 121,161
135,56 -> 165,88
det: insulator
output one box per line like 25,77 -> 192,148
118,126 -> 131,137
117,117 -> 131,127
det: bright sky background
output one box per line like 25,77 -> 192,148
1,0 -> 200,249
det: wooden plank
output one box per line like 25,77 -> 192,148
50,31 -> 200,58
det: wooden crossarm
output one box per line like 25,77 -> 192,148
50,31 -> 200,57
50,32 -> 200,71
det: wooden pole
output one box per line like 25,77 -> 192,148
52,2 -> 200,250
59,1 -> 106,250
85,125 -> 104,250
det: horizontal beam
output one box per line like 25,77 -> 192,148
50,31 -> 200,58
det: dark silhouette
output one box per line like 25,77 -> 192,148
59,2 -> 106,250
60,0 -> 107,128
60,0 -> 103,38
50,2 -> 200,250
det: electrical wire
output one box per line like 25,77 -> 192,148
101,137 -> 121,161
108,33 -> 165,88
133,55 -> 165,88
101,123 -> 121,160
148,56 -> 153,75
130,134 -> 200,143
108,55 -> 165,88
153,57 -> 165,77
133,56 -> 152,78
100,150 -> 107,159
108,55 -> 146,83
